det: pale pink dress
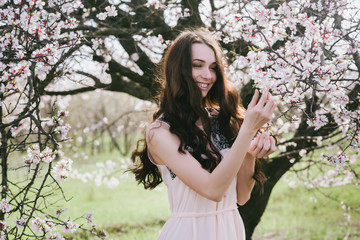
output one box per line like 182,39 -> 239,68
149,115 -> 246,240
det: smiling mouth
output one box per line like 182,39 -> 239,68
197,82 -> 209,90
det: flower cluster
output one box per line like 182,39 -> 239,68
32,217 -> 55,234
70,159 -> 131,188
30,217 -> 66,239
228,1 -> 357,121
340,201 -> 352,223
146,0 -> 166,10
306,113 -> 329,131
327,153 -> 348,166
96,5 -> 118,20
0,220 -> 6,232
55,124 -> 71,140
90,224 -> 108,239
52,159 -> 73,181
282,167 -> 355,189
54,208 -> 67,218
63,220 -> 78,233
52,110 -> 70,125
220,0 -> 360,166
52,110 -> 71,140
47,232 -> 65,240
0,220 -> 6,240
23,145 -> 57,168
0,0 -> 83,97
1,0 -> 111,239
0,199 -> 11,213
15,217 -> 27,228
84,212 -> 94,224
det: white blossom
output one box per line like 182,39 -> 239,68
53,159 -> 73,181
15,217 -> 27,228
96,12 -> 107,20
63,221 -> 78,233
0,199 -> 11,213
105,6 -> 118,17
299,149 -> 307,157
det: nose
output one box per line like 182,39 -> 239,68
201,68 -> 213,79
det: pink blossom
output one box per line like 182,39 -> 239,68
0,220 -> 6,232
278,145 -> 286,152
0,198 -> 11,213
15,217 -> 27,228
96,12 -> 107,20
54,208 -> 67,217
130,53 -> 139,62
57,110 -> 69,118
63,221 -> 78,233
212,31 -> 222,41
32,217 -> 45,234
306,113 -> 328,130
299,149 -> 307,157
41,147 -> 56,163
327,153 -> 347,166
55,124 -> 71,140
105,6 -> 118,17
183,8 -> 190,18
24,145 -> 56,167
47,232 -> 65,240
52,159 -> 73,181
291,115 -> 299,121
146,0 -> 165,9
85,212 -> 94,224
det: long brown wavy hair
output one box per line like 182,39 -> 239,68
129,28 -> 265,191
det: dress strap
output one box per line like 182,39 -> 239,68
171,206 -> 237,218
155,115 -> 170,126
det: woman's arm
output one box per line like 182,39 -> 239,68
236,132 -> 277,205
147,90 -> 276,202
236,153 -> 256,205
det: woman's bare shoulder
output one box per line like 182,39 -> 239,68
147,119 -> 169,134
146,120 -> 173,145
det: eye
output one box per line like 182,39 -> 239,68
210,65 -> 217,71
192,64 -> 202,68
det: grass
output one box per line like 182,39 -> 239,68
253,181 -> 360,240
5,150 -> 360,239
59,151 -> 359,240
56,154 -> 170,239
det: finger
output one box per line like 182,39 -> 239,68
263,134 -> 276,157
254,133 -> 266,157
269,136 -> 277,153
257,89 -> 269,108
248,134 -> 261,157
263,93 -> 274,109
263,95 -> 276,116
248,135 -> 260,154
257,133 -> 271,158
247,89 -> 259,109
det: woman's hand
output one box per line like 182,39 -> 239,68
248,132 -> 277,158
243,89 -> 276,132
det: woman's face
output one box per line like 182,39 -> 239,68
191,43 -> 217,98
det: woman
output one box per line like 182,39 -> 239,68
130,28 -> 276,240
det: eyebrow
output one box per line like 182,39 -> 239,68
192,59 -> 216,64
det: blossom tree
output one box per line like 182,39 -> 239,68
0,0 -> 107,238
1,0 -> 359,239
